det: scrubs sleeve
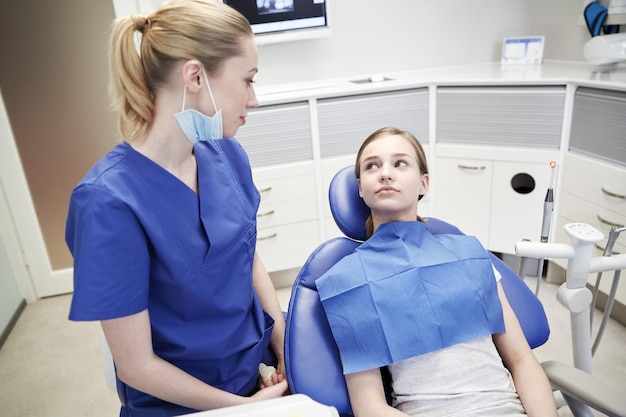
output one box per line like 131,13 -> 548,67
67,183 -> 150,321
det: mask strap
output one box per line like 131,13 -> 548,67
180,85 -> 187,112
202,69 -> 219,116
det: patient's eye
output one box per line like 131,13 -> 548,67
395,159 -> 408,168
364,162 -> 379,170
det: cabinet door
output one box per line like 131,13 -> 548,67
436,86 -> 565,149
317,89 -> 429,159
434,157 -> 492,246
570,87 -> 626,167
236,101 -> 313,168
489,161 -> 552,254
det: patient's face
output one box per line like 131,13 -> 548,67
357,134 -> 429,227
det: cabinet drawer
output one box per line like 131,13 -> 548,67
253,162 -> 316,204
256,220 -> 322,272
257,197 -> 318,228
561,153 -> 626,214
256,173 -> 316,205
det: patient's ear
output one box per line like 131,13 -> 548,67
419,173 -> 430,196
357,178 -> 364,198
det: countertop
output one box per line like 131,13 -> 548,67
255,60 -> 626,105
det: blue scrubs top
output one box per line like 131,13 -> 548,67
66,139 -> 274,417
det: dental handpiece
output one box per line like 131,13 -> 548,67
540,161 -> 557,243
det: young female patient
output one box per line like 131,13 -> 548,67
315,127 -> 558,417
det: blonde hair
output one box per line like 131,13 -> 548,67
108,0 -> 253,141
354,127 -> 429,238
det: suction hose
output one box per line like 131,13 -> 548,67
590,225 -> 625,356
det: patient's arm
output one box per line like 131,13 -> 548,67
345,368 -> 408,417
493,282 -> 558,417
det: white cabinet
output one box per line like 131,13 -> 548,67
434,156 -> 493,246
253,162 -> 321,274
236,101 -> 314,168
317,89 -> 430,158
434,86 -> 565,254
569,87 -> 626,170
489,160 -> 556,253
436,86 -> 566,149
236,102 -> 320,274
554,85 -> 626,306
555,153 -> 626,304
434,147 -> 559,254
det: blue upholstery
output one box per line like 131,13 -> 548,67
285,165 -> 551,416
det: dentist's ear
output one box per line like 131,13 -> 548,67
180,60 -> 204,92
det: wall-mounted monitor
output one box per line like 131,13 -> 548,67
223,0 -> 330,45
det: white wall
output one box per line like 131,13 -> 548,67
529,0 -> 591,62
0,175 -> 26,340
256,0 -> 533,85
0,227 -> 24,339
0,91 -> 33,340
0,0 -> 601,306
119,0 -> 597,86
254,0 -> 598,86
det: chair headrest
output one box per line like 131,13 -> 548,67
329,165 -> 370,242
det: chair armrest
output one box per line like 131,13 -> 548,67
542,360 -> 626,417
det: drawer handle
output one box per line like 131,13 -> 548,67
601,186 -> 625,200
258,186 -> 272,193
594,243 -> 621,255
257,210 -> 275,218
258,232 -> 278,241
458,164 -> 486,171
597,214 -> 624,228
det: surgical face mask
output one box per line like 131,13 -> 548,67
174,69 -> 223,143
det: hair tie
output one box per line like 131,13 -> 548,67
132,15 -> 152,34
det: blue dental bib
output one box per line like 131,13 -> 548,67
316,221 -> 505,374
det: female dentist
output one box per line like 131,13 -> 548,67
65,1 -> 288,416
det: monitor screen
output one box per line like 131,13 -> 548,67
223,0 -> 330,45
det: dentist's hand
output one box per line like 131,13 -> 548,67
253,378 -> 289,400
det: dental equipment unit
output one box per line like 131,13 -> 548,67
516,223 -> 626,417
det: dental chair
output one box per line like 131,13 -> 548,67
284,165 -> 626,417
